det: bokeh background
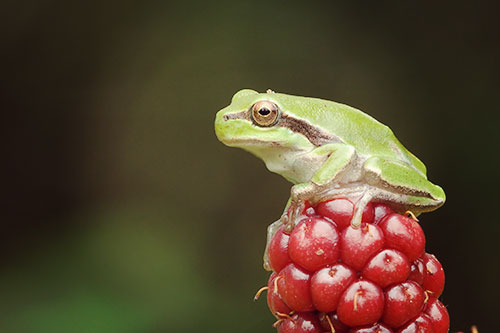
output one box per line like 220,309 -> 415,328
3,1 -> 499,332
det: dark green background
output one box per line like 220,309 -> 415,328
3,1 -> 499,332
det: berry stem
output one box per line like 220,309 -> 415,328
324,314 -> 336,333
272,318 -> 284,328
274,275 -> 282,293
276,312 -> 294,321
404,210 -> 419,221
353,291 -> 361,311
254,286 -> 268,301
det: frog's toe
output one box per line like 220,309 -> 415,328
291,183 -> 317,201
349,191 -> 373,228
282,200 -> 306,232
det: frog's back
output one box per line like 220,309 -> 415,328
274,93 -> 427,176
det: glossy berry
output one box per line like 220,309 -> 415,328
408,257 -> 425,285
362,249 -> 410,288
276,263 -> 314,312
340,223 -> 384,271
268,226 -> 292,273
350,322 -> 393,332
337,280 -> 385,327
316,198 -> 374,230
310,263 -> 356,312
422,253 -> 445,297
373,203 -> 395,225
379,213 -> 425,261
397,314 -> 434,332
318,312 -> 349,332
289,217 -> 340,271
383,281 -> 425,328
362,201 -> 375,224
267,273 -> 291,315
316,198 -> 354,230
277,312 -> 322,333
424,297 -> 450,333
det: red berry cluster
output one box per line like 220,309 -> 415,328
261,198 -> 449,333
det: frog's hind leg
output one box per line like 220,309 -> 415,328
362,156 -> 445,213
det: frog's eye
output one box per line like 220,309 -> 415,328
251,101 -> 280,127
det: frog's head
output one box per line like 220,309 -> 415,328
215,89 -> 318,162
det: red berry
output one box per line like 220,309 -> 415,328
319,312 -> 349,332
379,214 -> 425,261
361,201 -> 375,224
424,297 -> 449,333
361,249 -> 410,288
337,280 -> 384,327
316,198 -> 354,230
268,226 -> 292,273
277,312 -> 322,333
350,322 -> 393,332
397,314 -> 434,332
289,217 -> 340,271
316,198 -> 374,230
311,263 -> 356,312
266,273 -> 291,315
340,223 -> 385,271
373,203 -> 395,224
408,258 -> 425,285
383,281 -> 425,328
277,263 -> 314,312
422,253 -> 445,297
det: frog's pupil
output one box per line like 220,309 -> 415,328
259,108 -> 271,116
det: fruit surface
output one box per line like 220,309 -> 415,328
262,198 -> 448,332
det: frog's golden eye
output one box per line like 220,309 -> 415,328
251,101 -> 280,127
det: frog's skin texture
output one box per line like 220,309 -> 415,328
215,89 -> 445,269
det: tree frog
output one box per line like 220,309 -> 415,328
215,89 -> 445,267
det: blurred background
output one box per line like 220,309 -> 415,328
2,1 -> 499,332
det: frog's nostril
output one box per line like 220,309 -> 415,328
223,115 -> 229,121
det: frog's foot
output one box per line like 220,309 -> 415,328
282,199 -> 305,233
350,191 -> 373,228
281,183 -> 319,232
291,182 -> 319,201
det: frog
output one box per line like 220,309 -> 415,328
214,89 -> 445,269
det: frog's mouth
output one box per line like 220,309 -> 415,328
221,137 -> 284,148
215,118 -> 298,149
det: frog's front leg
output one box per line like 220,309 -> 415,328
282,143 -> 356,232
